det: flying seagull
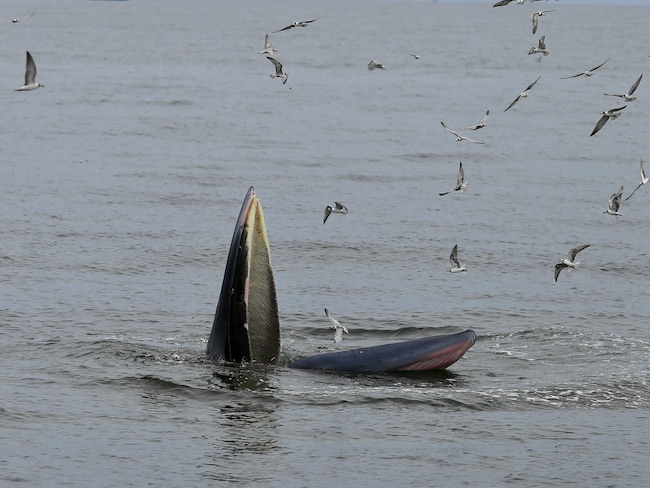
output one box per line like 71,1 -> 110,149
493,0 -> 527,6
15,51 -> 44,91
466,110 -> 489,130
503,76 -> 541,112
590,105 -> 626,137
625,159 -> 649,201
324,308 -> 348,343
531,10 -> 553,35
323,202 -> 348,224
604,73 -> 643,102
2,12 -> 35,23
604,185 -> 624,217
272,18 -> 318,33
561,58 -> 609,79
554,244 -> 590,282
441,121 -> 485,144
259,34 -> 277,55
448,245 -> 467,273
266,57 -> 288,84
439,161 -> 469,196
367,60 -> 386,71
528,35 -> 549,56
405,52 -> 420,60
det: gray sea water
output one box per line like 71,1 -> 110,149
2,0 -> 649,486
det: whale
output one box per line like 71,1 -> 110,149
207,187 -> 476,372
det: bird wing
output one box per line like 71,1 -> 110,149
554,262 -> 567,282
450,245 -> 460,268
625,183 -> 643,201
466,110 -> 489,130
323,206 -> 332,224
462,135 -> 485,144
640,160 -> 646,180
24,51 -> 36,85
334,202 -> 348,213
590,114 -> 609,136
324,308 -> 341,327
628,73 -> 643,95
504,95 -> 521,112
525,76 -> 541,91
531,13 -> 539,34
561,72 -> 584,80
272,24 -> 293,33
590,58 -> 609,72
493,0 -> 513,6
569,244 -> 590,261
267,56 -> 282,73
456,162 -> 465,187
264,34 -> 273,49
441,121 -> 460,138
538,36 -> 546,50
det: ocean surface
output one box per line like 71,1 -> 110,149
1,0 -> 649,486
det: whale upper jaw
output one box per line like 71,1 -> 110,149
207,186 -> 281,364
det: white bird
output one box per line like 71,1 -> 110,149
625,159 -> 649,201
465,110 -> 489,131
604,73 -> 643,102
604,185 -> 624,217
15,51 -> 44,91
493,0 -> 527,6
324,308 -> 348,343
266,57 -> 288,84
405,52 -> 420,60
367,60 -> 386,71
441,121 -> 485,144
554,244 -> 590,282
528,35 -> 549,56
531,10 -> 553,35
590,106 -> 626,137
272,18 -> 318,33
448,245 -> 467,273
503,76 -> 540,112
323,202 -> 348,224
259,34 -> 277,55
439,161 -> 469,196
561,58 -> 609,79
2,12 -> 35,23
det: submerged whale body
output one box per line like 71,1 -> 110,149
207,187 -> 476,372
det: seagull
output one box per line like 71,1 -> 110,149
266,57 -> 288,84
259,34 -> 277,55
272,18 -> 318,33
324,308 -> 348,343
531,10 -> 553,35
2,12 -> 35,23
448,245 -> 467,273
503,76 -> 541,112
625,159 -> 649,201
405,52 -> 420,60
441,121 -> 485,144
561,58 -> 609,79
604,185 -> 624,217
554,244 -> 590,282
465,110 -> 489,131
528,35 -> 549,56
323,202 -> 348,224
604,73 -> 643,102
493,0 -> 527,6
590,105 -> 626,137
15,51 -> 44,91
439,161 -> 469,196
367,60 -> 386,71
